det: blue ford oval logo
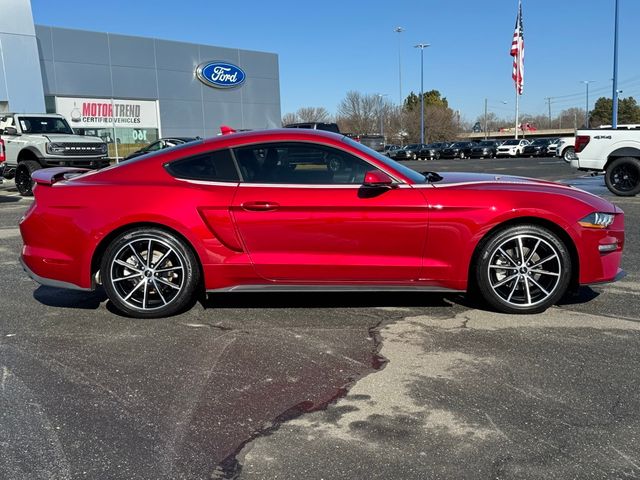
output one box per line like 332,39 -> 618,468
196,61 -> 246,88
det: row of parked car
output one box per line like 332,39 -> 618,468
384,137 -> 577,162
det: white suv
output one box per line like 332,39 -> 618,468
496,139 -> 530,157
554,137 -> 576,163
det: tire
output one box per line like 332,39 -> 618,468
435,153 -> 441,160
459,152 -> 465,159
605,156 -> 640,196
473,224 -> 571,314
562,147 -> 575,163
101,228 -> 200,318
15,160 -> 41,196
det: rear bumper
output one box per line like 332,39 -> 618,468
20,255 -> 92,291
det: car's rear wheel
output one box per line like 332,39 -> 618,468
605,156 -> 640,196
474,224 -> 571,314
15,160 -> 41,196
101,228 -> 200,318
562,147 -> 575,163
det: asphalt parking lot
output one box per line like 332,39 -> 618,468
1,156 -> 639,480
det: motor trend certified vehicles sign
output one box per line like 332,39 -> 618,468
196,61 -> 246,88
55,97 -> 159,129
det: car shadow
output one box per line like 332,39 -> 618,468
203,291 -> 455,310
34,285 -> 108,310
0,196 -> 23,204
558,286 -> 600,306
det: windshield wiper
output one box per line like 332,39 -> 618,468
422,171 -> 443,183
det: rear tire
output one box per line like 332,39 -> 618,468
605,156 -> 640,196
101,228 -> 200,318
15,160 -> 42,196
562,147 -> 575,163
473,224 -> 571,314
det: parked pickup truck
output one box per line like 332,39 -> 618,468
572,125 -> 640,196
0,113 -> 108,196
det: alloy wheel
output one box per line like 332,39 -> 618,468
487,234 -> 562,308
109,236 -> 186,312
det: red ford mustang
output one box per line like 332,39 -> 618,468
19,129 -> 625,318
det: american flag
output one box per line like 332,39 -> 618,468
510,0 -> 524,95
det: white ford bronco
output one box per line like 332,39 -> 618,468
0,113 -> 108,196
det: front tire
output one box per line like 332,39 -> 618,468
474,224 -> 571,314
101,228 -> 200,318
605,156 -> 640,196
15,160 -> 41,196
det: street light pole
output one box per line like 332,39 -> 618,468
581,80 -> 595,128
395,27 -> 404,145
612,0 -> 620,128
414,43 -> 430,145
377,94 -> 388,142
484,98 -> 488,140
395,27 -> 404,108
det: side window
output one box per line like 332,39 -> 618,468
165,149 -> 239,182
234,143 -> 376,185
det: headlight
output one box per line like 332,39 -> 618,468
99,143 -> 108,154
47,143 -> 66,154
578,212 -> 615,229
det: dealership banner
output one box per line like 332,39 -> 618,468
55,97 -> 159,129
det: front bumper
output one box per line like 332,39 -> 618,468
42,157 -> 110,169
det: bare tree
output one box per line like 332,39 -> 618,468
296,107 -> 330,123
336,91 -> 380,134
281,112 -> 299,126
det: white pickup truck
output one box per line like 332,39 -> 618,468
571,125 -> 640,196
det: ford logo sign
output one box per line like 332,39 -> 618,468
196,61 -> 246,89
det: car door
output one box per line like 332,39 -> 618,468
230,142 -> 428,282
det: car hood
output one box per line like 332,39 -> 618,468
428,172 -> 617,211
42,134 -> 104,143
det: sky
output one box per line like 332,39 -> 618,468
30,0 -> 639,125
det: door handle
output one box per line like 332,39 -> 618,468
241,201 -> 280,211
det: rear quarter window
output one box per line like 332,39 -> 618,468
165,149 -> 239,182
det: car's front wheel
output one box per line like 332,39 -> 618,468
101,228 -> 200,318
605,156 -> 640,196
474,224 -> 571,314
15,160 -> 41,196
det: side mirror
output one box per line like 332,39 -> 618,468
363,170 -> 394,187
4,126 -> 19,135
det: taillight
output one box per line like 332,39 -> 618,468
0,139 -> 5,164
575,135 -> 591,153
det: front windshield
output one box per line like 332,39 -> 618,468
343,137 -> 426,184
478,141 -> 494,146
18,116 -> 74,134
532,139 -> 548,145
503,139 -> 519,146
451,142 -> 467,148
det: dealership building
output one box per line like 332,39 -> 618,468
0,0 -> 281,157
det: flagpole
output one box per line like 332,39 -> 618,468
514,89 -> 519,139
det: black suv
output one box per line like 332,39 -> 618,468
284,122 -> 341,134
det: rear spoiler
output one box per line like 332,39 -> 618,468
31,167 -> 90,186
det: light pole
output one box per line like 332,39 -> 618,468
377,94 -> 389,142
484,99 -> 507,139
612,0 -> 620,128
581,80 -> 595,128
414,43 -> 430,145
394,27 -> 404,107
544,97 -> 553,128
395,27 -> 404,145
